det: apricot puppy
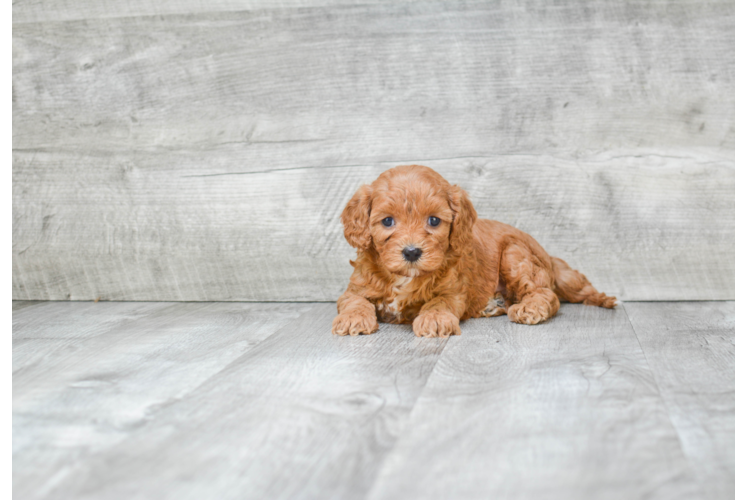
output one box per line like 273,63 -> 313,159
332,165 -> 616,337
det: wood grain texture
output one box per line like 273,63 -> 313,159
12,301 -> 735,499
367,304 -> 703,500
12,300 -> 44,311
13,2 -> 734,155
15,303 -> 448,500
12,152 -> 734,301
13,301 -> 172,381
12,0 -> 417,23
624,302 -> 735,500
12,1 -> 734,301
13,301 -> 313,500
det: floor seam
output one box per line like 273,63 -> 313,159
361,334 -> 453,500
621,303 -> 706,498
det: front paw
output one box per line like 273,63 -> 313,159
413,310 -> 461,338
332,312 -> 379,336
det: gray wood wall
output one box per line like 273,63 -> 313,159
13,0 -> 734,302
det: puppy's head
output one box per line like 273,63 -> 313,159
341,165 -> 477,276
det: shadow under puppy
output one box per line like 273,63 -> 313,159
333,165 -> 616,337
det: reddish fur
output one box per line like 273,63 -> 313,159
332,165 -> 616,337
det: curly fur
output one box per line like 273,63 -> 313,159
332,165 -> 616,337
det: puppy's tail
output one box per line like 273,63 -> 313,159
551,257 -> 617,308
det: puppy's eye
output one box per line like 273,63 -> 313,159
428,216 -> 441,227
382,217 -> 394,227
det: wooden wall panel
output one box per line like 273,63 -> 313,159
12,152 -> 733,301
12,1 -> 734,301
12,0 -> 403,23
13,2 -> 734,156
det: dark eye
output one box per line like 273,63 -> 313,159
428,216 -> 441,227
382,217 -> 394,227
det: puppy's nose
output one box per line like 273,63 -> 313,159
402,246 -> 423,262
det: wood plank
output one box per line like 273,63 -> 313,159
12,300 -> 44,311
13,301 -> 314,500
624,302 -> 734,500
367,304 -> 702,500
12,301 -> 170,378
12,153 -> 734,301
13,2 -> 734,155
12,1 -> 734,302
13,301 -> 166,340
12,0 -> 398,23
17,303 -> 448,500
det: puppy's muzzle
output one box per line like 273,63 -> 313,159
402,246 -> 423,262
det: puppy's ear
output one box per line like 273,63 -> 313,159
341,184 -> 373,250
448,185 -> 477,256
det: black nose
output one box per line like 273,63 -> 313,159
402,246 -> 422,262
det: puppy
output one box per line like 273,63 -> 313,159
332,165 -> 616,337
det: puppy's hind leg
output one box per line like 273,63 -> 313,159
502,244 -> 560,325
552,257 -> 617,308
508,287 -> 560,325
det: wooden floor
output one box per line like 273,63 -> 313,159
13,300 -> 734,500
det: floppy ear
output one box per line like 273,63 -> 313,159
448,185 -> 477,256
341,184 -> 373,250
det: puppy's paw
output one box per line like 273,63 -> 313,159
413,310 -> 461,338
332,312 -> 378,336
508,301 -> 551,325
598,295 -> 617,308
480,296 -> 506,317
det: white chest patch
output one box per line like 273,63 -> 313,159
379,276 -> 413,319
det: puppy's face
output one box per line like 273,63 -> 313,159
368,179 -> 453,276
342,165 -> 477,277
